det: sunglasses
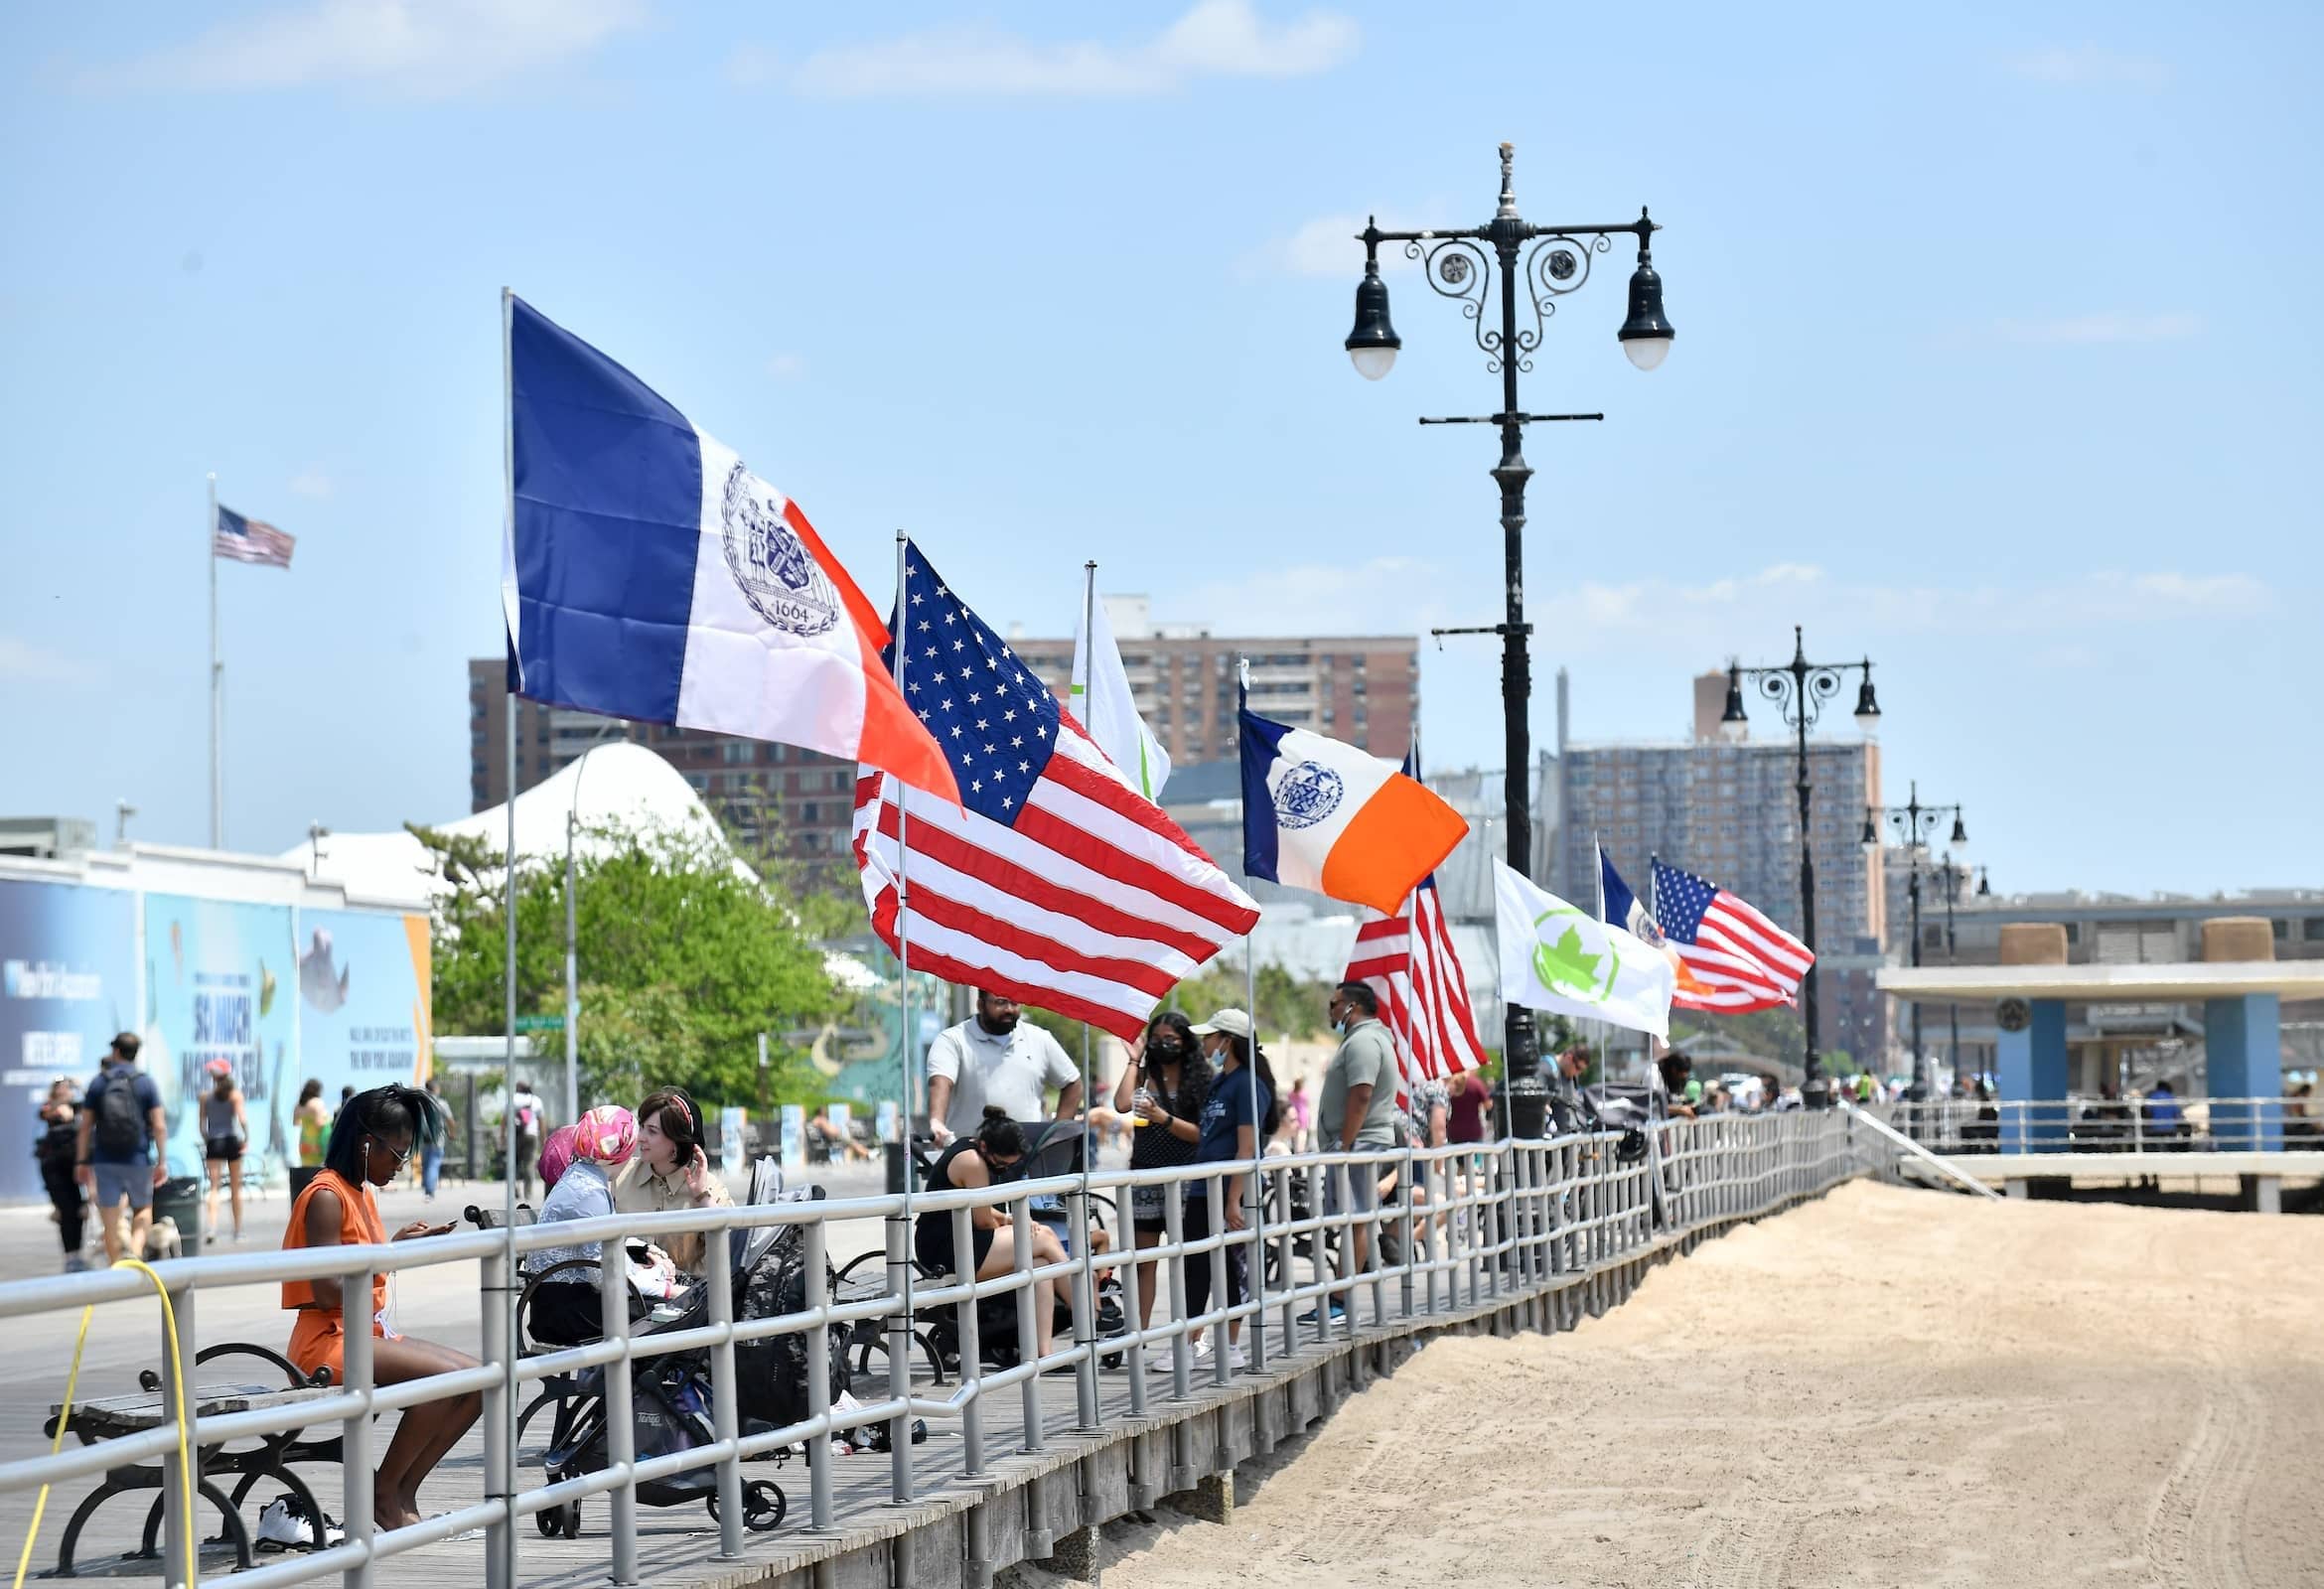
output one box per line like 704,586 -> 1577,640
366,1136 -> 414,1168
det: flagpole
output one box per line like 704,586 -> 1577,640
1070,565 -> 1103,1421
1234,651 -> 1268,1369
208,473 -> 221,849
887,530 -> 916,1496
492,284 -> 518,1589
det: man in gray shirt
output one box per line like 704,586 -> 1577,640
1311,982 -> 1401,1314
926,990 -> 1083,1145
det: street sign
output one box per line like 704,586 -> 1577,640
513,1013 -> 565,1034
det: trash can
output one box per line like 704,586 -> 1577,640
153,1175 -> 204,1258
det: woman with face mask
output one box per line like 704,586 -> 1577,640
1182,1010 -> 1280,1372
1109,1010 -> 1209,1339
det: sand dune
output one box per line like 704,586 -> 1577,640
1038,1181 -> 2324,1588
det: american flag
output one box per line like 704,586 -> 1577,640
213,506 -> 295,568
1342,874 -> 1487,1102
1650,857 -> 1813,1009
850,541 -> 1259,1040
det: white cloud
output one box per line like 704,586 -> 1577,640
2001,46 -> 2172,86
83,0 -> 649,97
786,1 -> 1358,99
0,637 -> 95,685
766,352 -> 807,381
1992,312 -> 2202,345
722,42 -> 782,88
288,465 -> 334,499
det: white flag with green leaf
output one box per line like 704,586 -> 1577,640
1071,590 -> 1172,802
1494,862 -> 1675,1039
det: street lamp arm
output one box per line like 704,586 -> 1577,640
1362,219 -> 1656,245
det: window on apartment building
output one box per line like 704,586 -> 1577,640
2272,919 -> 2289,939
722,742 -> 753,764
2306,919 -> 2324,942
800,802 -> 819,823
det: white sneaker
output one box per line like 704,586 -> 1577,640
1223,1345 -> 1247,1372
256,1494 -> 344,1551
1144,1352 -> 1176,1374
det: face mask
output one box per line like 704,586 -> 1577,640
1149,1042 -> 1184,1060
1332,1016 -> 1348,1036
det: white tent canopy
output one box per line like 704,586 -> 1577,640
284,741 -> 742,903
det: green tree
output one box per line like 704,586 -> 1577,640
417,820 -> 846,1109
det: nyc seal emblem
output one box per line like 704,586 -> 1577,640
1272,761 -> 1344,830
720,463 -> 840,638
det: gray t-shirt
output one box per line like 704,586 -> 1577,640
1318,1019 -> 1402,1147
926,1018 -> 1080,1138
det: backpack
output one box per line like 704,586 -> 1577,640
93,1068 -> 147,1158
514,1101 -> 539,1139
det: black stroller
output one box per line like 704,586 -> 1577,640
533,1159 -> 824,1539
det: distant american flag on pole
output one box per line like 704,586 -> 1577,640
850,540 -> 1258,1039
1342,875 -> 1487,1101
1651,857 -> 1813,1008
213,505 -> 295,568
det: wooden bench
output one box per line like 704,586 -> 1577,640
43,1344 -> 342,1576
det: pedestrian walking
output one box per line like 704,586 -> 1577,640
37,1078 -> 87,1271
75,1033 -> 167,1265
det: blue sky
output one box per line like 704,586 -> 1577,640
2,1 -> 2316,898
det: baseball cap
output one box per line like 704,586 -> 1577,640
1189,1008 -> 1254,1041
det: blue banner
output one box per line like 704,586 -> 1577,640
143,894 -> 298,1181
0,881 -> 138,1203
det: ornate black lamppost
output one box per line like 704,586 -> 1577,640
1862,783 -> 1969,1102
1345,141 -> 1673,1137
1717,629 -> 1880,1107
1929,852 -> 1989,1088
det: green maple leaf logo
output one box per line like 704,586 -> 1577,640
1530,907 -> 1620,1000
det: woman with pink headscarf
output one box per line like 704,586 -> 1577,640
524,1105 -> 638,1346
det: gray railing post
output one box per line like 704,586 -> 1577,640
1012,1194 -> 1044,1451
1120,1194 -> 1148,1418
600,1228 -> 638,1585
480,1237 -> 512,1589
885,1193 -> 915,1502
801,1216 -> 835,1531
338,1257 -> 373,1589
1206,1171 -> 1231,1385
160,1270 -> 198,1589
1273,1165 -> 1297,1354
951,1206 -> 984,1477
704,1224 -> 744,1560
1067,1183 -> 1099,1429
1161,1186 -> 1192,1398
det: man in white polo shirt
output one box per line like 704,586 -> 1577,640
926,990 -> 1084,1145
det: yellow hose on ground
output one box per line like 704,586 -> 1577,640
10,1259 -> 198,1589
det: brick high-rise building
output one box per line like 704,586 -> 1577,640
466,660 -> 857,860
1005,596 -> 1418,764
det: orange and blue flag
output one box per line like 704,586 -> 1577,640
1238,705 -> 1467,914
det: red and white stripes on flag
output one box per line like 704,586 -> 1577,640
1342,878 -> 1487,1099
213,505 -> 295,568
852,731 -> 1259,1044
1650,857 -> 1813,1013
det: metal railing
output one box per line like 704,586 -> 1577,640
0,1111 -> 1877,1589
1877,1096 -> 2321,1156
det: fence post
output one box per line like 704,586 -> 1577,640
1273,1165 -> 1297,1355
704,1224 -> 744,1560
480,1237 -> 511,1589
1120,1193 -> 1148,1418
1067,1183 -> 1099,1430
1012,1195 -> 1044,1451
334,1256 -> 377,1589
599,1230 -> 638,1585
884,1190 -> 915,1503
1206,1171 -> 1231,1386
801,1216 -> 835,1531
951,1206 -> 984,1477
159,1271 -> 198,1589
1161,1187 -> 1192,1399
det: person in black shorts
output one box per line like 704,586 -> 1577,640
916,1108 -> 1068,1363
1107,1011 -> 1208,1340
202,1060 -> 249,1241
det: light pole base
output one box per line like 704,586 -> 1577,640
1802,1075 -> 1834,1111
1505,1072 -> 1548,1141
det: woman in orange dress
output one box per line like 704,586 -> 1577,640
282,1083 -> 479,1532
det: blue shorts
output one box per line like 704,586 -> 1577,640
92,1161 -> 154,1212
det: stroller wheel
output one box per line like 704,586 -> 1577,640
535,1500 -> 579,1539
710,1481 -> 787,1534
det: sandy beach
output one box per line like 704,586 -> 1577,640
1038,1181 -> 2324,1589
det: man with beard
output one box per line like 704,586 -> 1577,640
926,991 -> 1084,1146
